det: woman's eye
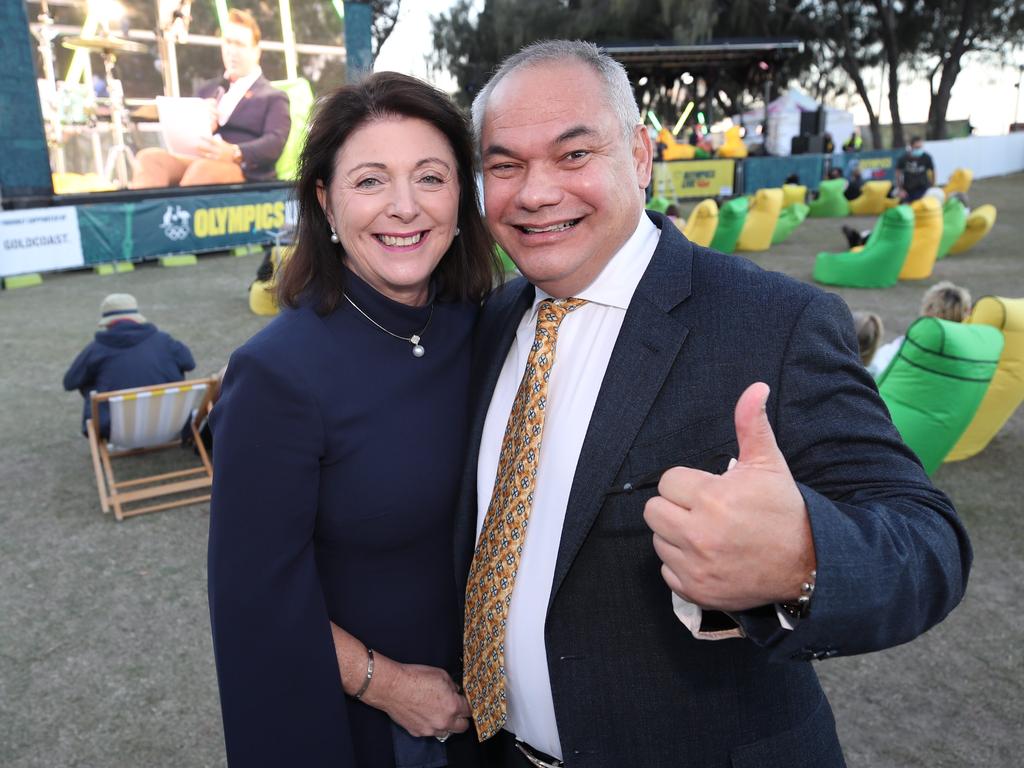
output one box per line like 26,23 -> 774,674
356,177 -> 382,189
420,174 -> 444,185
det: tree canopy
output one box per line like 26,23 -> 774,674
432,0 -> 1024,146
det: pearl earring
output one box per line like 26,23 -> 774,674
455,227 -> 461,236
330,228 -> 340,244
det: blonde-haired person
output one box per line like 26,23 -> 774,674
852,311 -> 884,367
868,281 -> 972,378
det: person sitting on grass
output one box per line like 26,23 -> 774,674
867,281 -> 972,379
852,311 -> 884,368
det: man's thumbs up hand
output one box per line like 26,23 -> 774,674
642,383 -> 816,612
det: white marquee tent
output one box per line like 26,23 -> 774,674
737,89 -> 855,156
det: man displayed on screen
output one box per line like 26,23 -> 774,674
132,8 -> 290,188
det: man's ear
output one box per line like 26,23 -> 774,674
632,124 -> 654,190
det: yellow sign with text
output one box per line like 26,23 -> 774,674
653,160 -> 736,200
193,201 -> 287,238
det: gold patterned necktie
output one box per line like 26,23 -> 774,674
463,297 -> 588,741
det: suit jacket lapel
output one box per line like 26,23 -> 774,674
549,216 -> 694,608
454,279 -> 535,595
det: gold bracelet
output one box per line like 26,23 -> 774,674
354,647 -> 375,700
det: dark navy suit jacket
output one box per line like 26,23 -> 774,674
455,213 -> 971,768
197,75 -> 290,181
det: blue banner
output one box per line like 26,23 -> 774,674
740,155 -> 826,195
76,188 -> 297,264
832,150 -> 902,183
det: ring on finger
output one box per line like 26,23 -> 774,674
436,731 -> 451,743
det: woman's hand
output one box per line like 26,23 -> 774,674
329,623 -> 471,739
363,656 -> 472,739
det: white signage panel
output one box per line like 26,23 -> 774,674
0,206 -> 84,277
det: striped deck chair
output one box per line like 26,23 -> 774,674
86,377 -> 216,520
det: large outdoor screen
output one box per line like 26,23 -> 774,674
28,1 -> 345,196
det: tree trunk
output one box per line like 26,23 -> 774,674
872,0 -> 904,147
928,60 -> 962,140
927,4 -> 974,140
834,3 -> 882,147
846,61 -> 883,149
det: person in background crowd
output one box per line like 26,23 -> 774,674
132,8 -> 290,188
844,165 -> 864,201
843,129 -> 863,152
852,311 -> 884,367
895,136 -> 936,202
63,293 -> 195,438
868,281 -> 971,378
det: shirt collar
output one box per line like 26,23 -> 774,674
225,67 -> 262,93
532,212 -> 660,313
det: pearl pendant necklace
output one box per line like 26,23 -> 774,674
343,293 -> 433,358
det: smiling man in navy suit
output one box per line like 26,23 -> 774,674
456,40 -> 971,768
133,8 -> 290,188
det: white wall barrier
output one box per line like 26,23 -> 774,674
926,132 -> 1024,185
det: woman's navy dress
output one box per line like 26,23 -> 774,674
208,267 -> 478,766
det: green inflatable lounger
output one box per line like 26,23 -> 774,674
936,197 -> 968,260
708,196 -> 749,254
771,203 -> 809,245
807,178 -> 850,218
878,317 -> 1004,474
813,205 -> 914,288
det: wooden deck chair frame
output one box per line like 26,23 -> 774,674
86,377 -> 217,520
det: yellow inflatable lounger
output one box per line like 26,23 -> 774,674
848,180 -> 894,216
942,167 -> 973,198
681,199 -> 718,248
658,128 -> 698,161
248,245 -> 293,316
899,197 -> 942,280
949,204 -> 996,255
717,126 -> 748,159
946,296 -> 1024,462
782,184 -> 806,209
736,188 -> 783,252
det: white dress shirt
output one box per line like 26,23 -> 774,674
217,67 -> 262,128
476,214 -> 658,758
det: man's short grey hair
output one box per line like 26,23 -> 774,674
471,39 -> 641,145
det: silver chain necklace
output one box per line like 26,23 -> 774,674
343,293 -> 434,358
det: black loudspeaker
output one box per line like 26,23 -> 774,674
791,135 -> 825,155
800,108 -> 825,135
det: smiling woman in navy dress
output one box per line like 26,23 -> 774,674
208,73 -> 499,767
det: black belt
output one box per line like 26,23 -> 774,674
494,729 -> 564,768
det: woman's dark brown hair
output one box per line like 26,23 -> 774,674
278,72 -> 499,313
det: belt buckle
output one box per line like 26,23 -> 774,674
515,741 -> 564,768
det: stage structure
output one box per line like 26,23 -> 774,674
605,39 -> 804,131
